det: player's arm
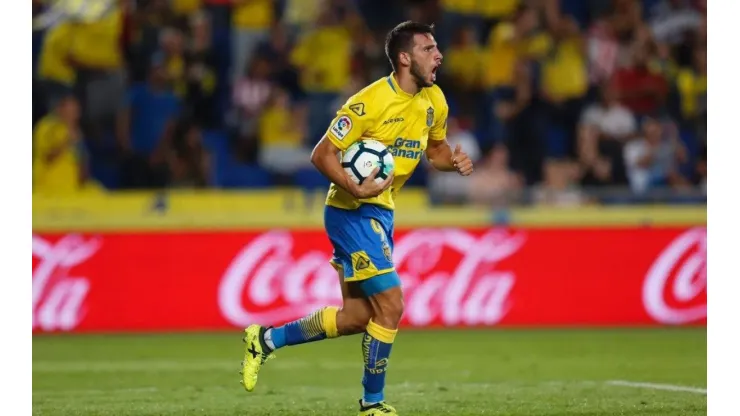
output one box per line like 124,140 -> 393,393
425,138 -> 458,171
425,96 -> 473,175
310,96 -> 392,198
311,136 -> 392,199
426,139 -> 473,175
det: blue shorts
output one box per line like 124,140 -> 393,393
325,204 -> 396,284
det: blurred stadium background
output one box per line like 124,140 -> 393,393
32,0 -> 706,415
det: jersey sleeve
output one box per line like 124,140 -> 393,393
325,90 -> 375,151
428,88 -> 450,141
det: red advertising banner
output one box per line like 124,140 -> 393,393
32,227 -> 706,333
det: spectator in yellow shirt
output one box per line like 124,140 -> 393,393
290,6 -> 353,143
289,8 -> 352,95
257,89 -> 312,180
445,26 -> 484,91
70,6 -> 126,127
33,96 -> 97,195
482,6 -> 549,90
674,47 -> 706,146
540,16 -> 588,101
158,27 -> 188,97
540,16 -> 589,158
231,0 -> 275,81
442,26 -> 484,120
38,22 -> 76,111
482,6 -> 548,145
675,48 -> 706,122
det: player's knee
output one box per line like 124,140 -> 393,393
386,295 -> 405,325
336,305 -> 372,335
372,292 -> 404,329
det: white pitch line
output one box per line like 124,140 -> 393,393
32,359 -> 456,373
34,387 -> 159,396
606,380 -> 707,395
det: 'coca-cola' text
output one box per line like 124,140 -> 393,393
31,227 -> 706,333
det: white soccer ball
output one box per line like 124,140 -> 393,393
341,139 -> 395,185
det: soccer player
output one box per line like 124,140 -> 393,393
240,21 -> 474,415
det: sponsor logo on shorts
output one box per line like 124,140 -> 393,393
355,255 -> 370,271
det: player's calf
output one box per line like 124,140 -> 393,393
241,300 -> 370,393
260,297 -> 372,351
263,306 -> 340,351
357,272 -> 404,408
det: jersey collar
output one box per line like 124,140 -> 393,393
387,72 -> 414,99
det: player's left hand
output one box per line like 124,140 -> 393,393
452,144 -> 474,176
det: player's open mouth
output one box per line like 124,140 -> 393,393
431,66 -> 438,81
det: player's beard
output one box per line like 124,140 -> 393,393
410,60 -> 433,88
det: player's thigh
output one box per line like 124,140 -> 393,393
334,263 -> 367,300
325,205 -> 398,314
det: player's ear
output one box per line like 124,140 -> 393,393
399,51 -> 411,67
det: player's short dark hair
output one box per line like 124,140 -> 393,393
385,21 -> 435,72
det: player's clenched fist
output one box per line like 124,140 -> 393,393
452,144 -> 474,176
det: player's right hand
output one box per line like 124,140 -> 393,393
351,167 -> 394,199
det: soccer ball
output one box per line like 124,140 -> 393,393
341,139 -> 395,185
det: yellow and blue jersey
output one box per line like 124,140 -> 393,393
324,73 -> 449,211
323,74 -> 449,285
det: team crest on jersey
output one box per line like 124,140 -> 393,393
330,115 -> 352,140
382,242 -> 392,262
426,107 -> 434,127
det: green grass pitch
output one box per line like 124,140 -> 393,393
33,328 -> 706,415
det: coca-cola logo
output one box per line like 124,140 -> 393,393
394,229 -> 522,326
643,228 -> 707,324
218,231 -> 342,326
218,229 -> 524,327
32,234 -> 100,331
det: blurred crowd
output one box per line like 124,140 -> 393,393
32,0 -> 707,206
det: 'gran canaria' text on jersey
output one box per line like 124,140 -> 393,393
324,73 -> 449,211
389,138 -> 423,160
